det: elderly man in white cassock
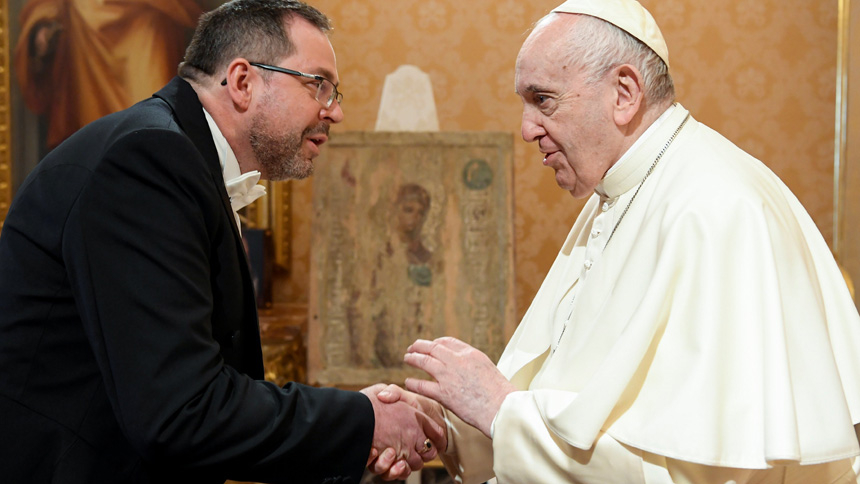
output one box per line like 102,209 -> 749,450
370,0 -> 860,482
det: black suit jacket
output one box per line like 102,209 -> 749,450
0,77 -> 373,483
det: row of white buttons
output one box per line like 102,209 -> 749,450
585,198 -> 618,273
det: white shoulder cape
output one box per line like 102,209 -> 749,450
496,104 -> 860,468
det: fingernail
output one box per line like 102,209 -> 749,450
378,390 -> 390,398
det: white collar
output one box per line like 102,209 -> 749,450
202,108 -> 242,182
201,108 -> 266,230
596,104 -> 687,199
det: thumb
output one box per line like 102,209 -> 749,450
376,384 -> 404,404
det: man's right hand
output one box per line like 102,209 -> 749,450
375,383 -> 446,446
360,384 -> 446,480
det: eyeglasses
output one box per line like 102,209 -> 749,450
243,61 -> 343,108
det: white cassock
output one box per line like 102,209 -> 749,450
441,104 -> 860,484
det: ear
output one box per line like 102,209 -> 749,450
223,59 -> 256,112
612,64 -> 644,127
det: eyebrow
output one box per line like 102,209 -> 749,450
516,84 -> 548,97
522,84 -> 546,93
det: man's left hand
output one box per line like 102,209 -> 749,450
404,337 -> 516,438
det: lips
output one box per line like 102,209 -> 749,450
303,123 -> 330,157
306,134 -> 328,146
542,150 -> 560,166
304,137 -> 322,158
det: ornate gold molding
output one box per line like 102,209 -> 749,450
240,180 -> 292,273
835,0 -> 850,257
268,180 -> 292,271
0,0 -> 10,234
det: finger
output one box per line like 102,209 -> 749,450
359,382 -> 387,397
406,338 -> 434,354
405,377 -> 442,402
376,384 -> 403,404
369,447 -> 397,475
403,351 -> 445,377
382,459 -> 411,481
417,412 -> 446,456
405,451 -> 424,472
407,340 -> 461,368
435,336 -> 471,350
414,437 -> 438,462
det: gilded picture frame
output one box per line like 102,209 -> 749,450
0,0 -> 11,233
836,0 -> 860,305
0,0 -> 289,273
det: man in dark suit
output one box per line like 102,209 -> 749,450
0,1 -> 442,482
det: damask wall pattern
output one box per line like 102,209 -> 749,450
282,0 -> 838,323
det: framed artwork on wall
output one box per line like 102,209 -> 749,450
0,0 -> 292,271
307,131 -> 517,388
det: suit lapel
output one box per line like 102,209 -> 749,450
153,78 -> 264,377
153,77 -> 243,241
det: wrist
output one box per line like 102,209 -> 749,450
485,386 -> 515,438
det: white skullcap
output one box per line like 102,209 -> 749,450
552,0 -> 669,68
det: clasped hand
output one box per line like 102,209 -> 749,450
360,384 -> 446,481
363,337 -> 516,480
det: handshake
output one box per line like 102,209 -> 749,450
360,383 -> 445,481
359,337 -> 518,481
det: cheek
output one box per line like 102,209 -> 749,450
269,92 -> 318,126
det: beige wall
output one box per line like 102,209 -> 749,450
281,0 -> 838,321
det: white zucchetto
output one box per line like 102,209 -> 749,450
552,0 -> 670,68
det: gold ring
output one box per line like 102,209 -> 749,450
418,438 -> 433,454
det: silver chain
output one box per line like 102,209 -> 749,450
551,112 -> 691,356
604,112 -> 691,249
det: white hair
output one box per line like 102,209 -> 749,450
560,14 -> 675,104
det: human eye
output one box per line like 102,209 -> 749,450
317,79 -> 334,98
532,92 -> 555,111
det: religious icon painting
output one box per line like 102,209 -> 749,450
308,132 -> 516,387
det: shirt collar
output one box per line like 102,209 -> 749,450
596,103 -> 688,199
202,108 -> 242,183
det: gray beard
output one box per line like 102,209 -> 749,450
249,114 -> 327,181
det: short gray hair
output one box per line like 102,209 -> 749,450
561,14 -> 674,104
178,0 -> 332,83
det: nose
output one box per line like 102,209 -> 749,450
521,109 -> 545,143
322,100 -> 344,124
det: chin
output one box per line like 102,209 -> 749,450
292,161 -> 315,180
556,179 -> 588,198
554,174 -> 575,192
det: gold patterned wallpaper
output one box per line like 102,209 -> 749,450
278,0 -> 838,322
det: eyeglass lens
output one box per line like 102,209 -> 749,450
316,79 -> 342,108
